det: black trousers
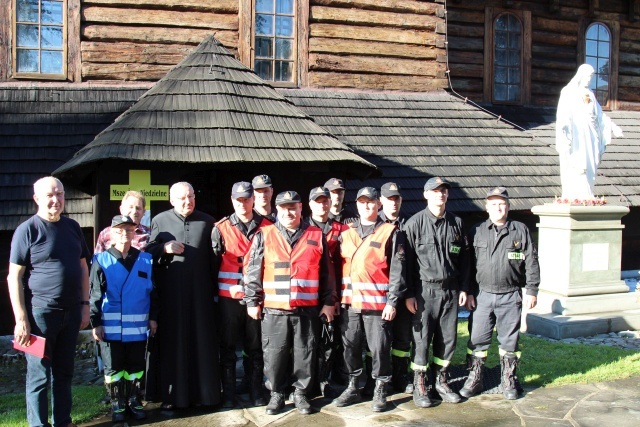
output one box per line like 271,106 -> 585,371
467,290 -> 522,354
411,287 -> 458,370
392,300 -> 413,358
340,306 -> 393,382
219,297 -> 262,370
261,312 -> 319,394
318,314 -> 341,374
99,340 -> 146,380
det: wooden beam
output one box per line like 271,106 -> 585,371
311,0 -> 441,15
309,37 -> 443,59
309,53 -> 446,77
82,6 -> 238,31
82,62 -> 173,80
81,41 -> 193,64
308,71 -> 448,91
310,5 -> 441,30
68,0 -> 82,82
82,25 -> 238,47
1,0 -> 12,79
83,0 -> 238,13
310,23 -> 443,46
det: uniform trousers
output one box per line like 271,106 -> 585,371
99,340 -> 146,379
219,297 -> 262,370
392,301 -> 413,358
467,289 -> 522,353
261,312 -> 319,394
340,306 -> 393,382
411,287 -> 458,370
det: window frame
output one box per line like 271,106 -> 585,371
239,0 -> 308,88
12,0 -> 68,80
483,7 -> 531,106
578,19 -> 619,110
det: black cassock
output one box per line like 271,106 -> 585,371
145,209 -> 220,408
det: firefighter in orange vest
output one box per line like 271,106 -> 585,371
244,190 -> 336,415
333,186 -> 406,412
306,186 -> 347,398
212,182 -> 271,408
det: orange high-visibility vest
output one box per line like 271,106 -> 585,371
326,220 -> 347,257
216,217 -> 270,299
340,222 -> 395,311
262,225 -> 323,310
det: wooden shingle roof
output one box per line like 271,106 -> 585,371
53,36 -> 377,187
282,89 -> 567,213
0,86 -> 147,230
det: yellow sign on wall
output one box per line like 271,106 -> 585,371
110,170 -> 169,210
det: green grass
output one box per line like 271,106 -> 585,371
0,385 -> 108,427
453,319 -> 640,387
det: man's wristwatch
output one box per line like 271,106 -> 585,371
80,301 -> 90,306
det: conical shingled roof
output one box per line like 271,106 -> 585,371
53,36 -> 377,183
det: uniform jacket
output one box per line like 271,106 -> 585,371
468,219 -> 540,296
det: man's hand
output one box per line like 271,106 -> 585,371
164,240 -> 185,255
14,319 -> 31,347
92,326 -> 104,342
148,320 -> 158,337
525,295 -> 537,310
458,291 -> 468,307
320,305 -> 334,323
405,297 -> 417,314
466,294 -> 476,311
381,304 -> 396,321
247,305 -> 262,320
80,305 -> 90,330
334,302 -> 341,316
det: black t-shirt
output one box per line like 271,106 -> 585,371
10,215 -> 90,309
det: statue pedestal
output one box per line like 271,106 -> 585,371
525,204 -> 640,339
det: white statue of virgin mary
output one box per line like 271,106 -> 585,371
555,64 -> 623,200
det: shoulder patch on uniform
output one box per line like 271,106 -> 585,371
369,241 -> 382,248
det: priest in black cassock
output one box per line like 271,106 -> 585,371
146,182 -> 220,410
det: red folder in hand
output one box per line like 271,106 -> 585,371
13,335 -> 46,358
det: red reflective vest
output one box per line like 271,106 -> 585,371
340,223 -> 395,311
262,225 -> 323,310
216,217 -> 270,299
326,220 -> 347,257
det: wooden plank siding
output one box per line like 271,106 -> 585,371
447,0 -> 640,110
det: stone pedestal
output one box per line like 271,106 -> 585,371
526,204 -> 640,339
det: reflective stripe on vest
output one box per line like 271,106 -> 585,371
340,223 -> 395,311
97,251 -> 153,342
216,217 -> 270,299
262,225 -> 323,310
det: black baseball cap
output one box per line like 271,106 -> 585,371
324,178 -> 345,191
231,181 -> 253,199
252,174 -> 272,189
424,177 -> 451,191
309,187 -> 330,201
486,186 -> 509,200
381,182 -> 401,197
111,215 -> 136,227
275,191 -> 301,205
356,187 -> 379,200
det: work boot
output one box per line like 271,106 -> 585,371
433,366 -> 461,403
371,380 -> 388,412
125,378 -> 146,420
293,389 -> 312,414
317,358 -> 338,399
221,366 -> 236,408
392,355 -> 410,393
250,363 -> 266,406
265,391 -> 285,415
106,380 -> 126,423
236,354 -> 252,395
362,355 -> 375,397
460,354 -> 486,398
500,352 -> 519,400
412,370 -> 433,408
333,375 -> 361,407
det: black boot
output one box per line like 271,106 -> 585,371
236,354 -> 252,394
392,355 -> 410,393
125,378 -> 146,420
222,366 -> 236,408
371,380 -> 388,412
250,362 -> 266,407
265,391 -> 285,415
500,352 -> 519,400
362,355 -> 375,397
433,366 -> 461,403
293,388 -> 312,414
412,370 -> 433,408
333,375 -> 361,407
460,354 -> 486,398
106,380 -> 126,423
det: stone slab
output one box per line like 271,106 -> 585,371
536,290 -> 640,315
526,309 -> 640,339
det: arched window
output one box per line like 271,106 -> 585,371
585,23 -> 611,106
493,13 -> 522,103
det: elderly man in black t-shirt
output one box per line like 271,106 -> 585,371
8,176 -> 91,427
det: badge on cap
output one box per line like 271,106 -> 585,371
362,188 -> 370,196
493,188 -> 501,195
333,179 -> 340,186
436,177 -> 443,183
256,176 -> 264,184
389,184 -> 397,191
316,188 -> 324,193
284,191 -> 292,200
237,184 -> 246,192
